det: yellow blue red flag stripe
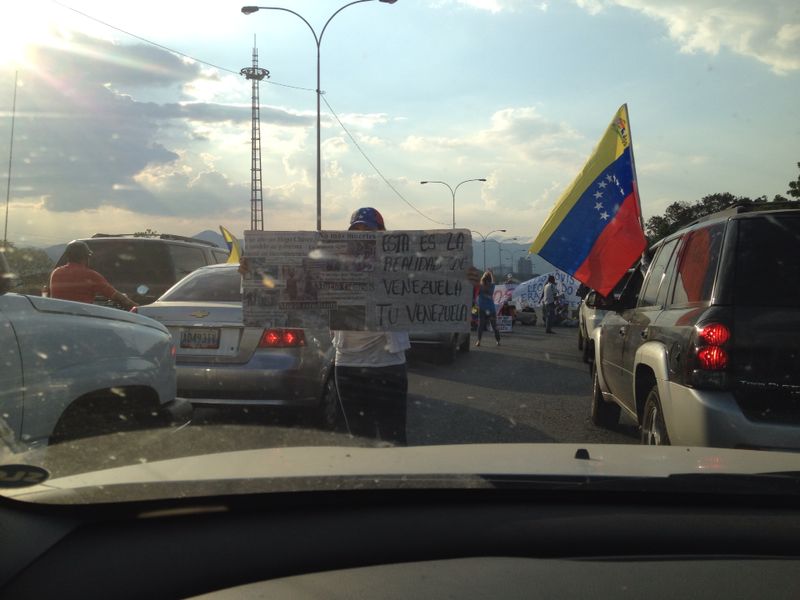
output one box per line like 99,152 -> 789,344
219,225 -> 242,264
529,104 -> 646,296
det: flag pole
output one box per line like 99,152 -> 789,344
622,103 -> 645,233
3,71 -> 18,250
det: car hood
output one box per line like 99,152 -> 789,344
5,443 -> 800,504
26,295 -> 169,334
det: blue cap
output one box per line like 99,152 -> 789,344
349,207 -> 386,231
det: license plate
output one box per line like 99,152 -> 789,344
180,328 -> 220,349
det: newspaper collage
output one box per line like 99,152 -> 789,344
243,229 -> 473,332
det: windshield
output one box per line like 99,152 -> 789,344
160,266 -> 242,302
734,215 -> 800,307
1,0 -> 800,505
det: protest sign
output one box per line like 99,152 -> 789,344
492,283 -> 517,312
496,315 -> 513,333
243,229 -> 473,332
511,271 -> 582,310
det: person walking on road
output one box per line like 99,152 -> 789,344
475,270 -> 501,347
541,274 -> 557,334
49,241 -> 136,310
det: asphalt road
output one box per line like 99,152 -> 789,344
19,322 -> 638,478
405,323 -> 638,446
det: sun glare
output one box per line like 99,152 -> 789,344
0,5 -> 62,68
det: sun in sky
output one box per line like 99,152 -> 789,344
0,5 -> 66,68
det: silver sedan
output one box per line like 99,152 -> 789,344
135,264 -> 337,425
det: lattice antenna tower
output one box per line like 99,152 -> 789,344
240,38 -> 270,231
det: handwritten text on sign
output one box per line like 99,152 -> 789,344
243,229 -> 473,332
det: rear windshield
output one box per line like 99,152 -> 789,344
86,240 -> 173,286
735,214 -> 800,307
160,267 -> 242,302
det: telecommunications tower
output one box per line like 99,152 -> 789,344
240,40 -> 270,231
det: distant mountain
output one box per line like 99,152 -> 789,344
44,243 -> 68,263
192,230 -> 226,248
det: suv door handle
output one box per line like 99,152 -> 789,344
641,328 -> 649,340
618,327 -> 627,337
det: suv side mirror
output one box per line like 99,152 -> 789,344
584,291 -> 597,308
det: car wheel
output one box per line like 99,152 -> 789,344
50,392 -> 139,442
641,386 -> 670,445
437,336 -> 458,364
590,365 -> 620,428
319,376 -> 344,431
458,334 -> 470,353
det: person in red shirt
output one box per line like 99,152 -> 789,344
49,241 -> 136,310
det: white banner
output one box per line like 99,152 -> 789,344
492,283 -> 517,312
511,270 -> 582,310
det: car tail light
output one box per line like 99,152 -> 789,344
258,328 -> 305,348
697,345 -> 728,370
690,321 -> 731,388
698,323 -> 730,346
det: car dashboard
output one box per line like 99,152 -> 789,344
1,485 -> 798,599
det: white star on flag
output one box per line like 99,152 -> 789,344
598,181 -> 607,189
600,211 -> 610,220
593,190 -> 603,199
594,202 -> 604,210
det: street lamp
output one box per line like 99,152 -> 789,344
496,236 -> 518,272
471,228 -> 506,271
242,1 -> 398,231
420,178 -> 486,229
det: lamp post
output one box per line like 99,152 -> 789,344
471,229 -> 506,271
496,236 -> 518,272
420,178 -> 486,229
242,1 -> 398,231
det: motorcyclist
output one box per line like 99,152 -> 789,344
49,241 -> 136,310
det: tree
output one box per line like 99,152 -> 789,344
645,193 -> 756,242
3,243 -> 54,294
788,162 -> 800,199
644,162 -> 798,243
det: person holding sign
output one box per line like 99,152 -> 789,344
475,270 -> 501,347
332,207 -> 411,445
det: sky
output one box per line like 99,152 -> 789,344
1,0 -> 798,254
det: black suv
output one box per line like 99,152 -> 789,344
54,234 -> 229,305
590,205 -> 800,451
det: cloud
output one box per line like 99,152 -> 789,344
401,106 -> 582,171
0,31 -> 320,221
575,0 -> 800,74
428,0 -> 535,13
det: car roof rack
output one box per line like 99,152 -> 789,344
691,200 -> 800,226
90,233 -> 219,247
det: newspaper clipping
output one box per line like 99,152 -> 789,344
243,229 -> 473,332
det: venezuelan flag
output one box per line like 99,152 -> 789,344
529,104 -> 647,297
219,226 -> 242,264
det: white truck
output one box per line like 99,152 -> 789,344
1,251 -> 188,452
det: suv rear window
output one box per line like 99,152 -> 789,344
168,245 -> 208,279
160,267 -> 242,302
735,214 -> 800,307
671,223 -> 725,305
87,241 -> 173,286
